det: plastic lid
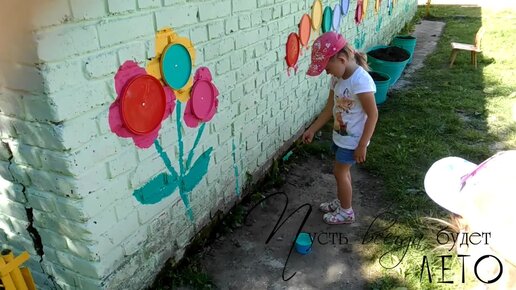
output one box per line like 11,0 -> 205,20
322,6 -> 333,33
299,14 -> 311,48
311,0 -> 323,30
355,1 -> 363,24
191,80 -> 216,120
363,0 -> 369,20
333,4 -> 342,31
341,0 -> 350,16
161,43 -> 192,90
285,33 -> 300,69
120,75 -> 166,135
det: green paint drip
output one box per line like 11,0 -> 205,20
186,122 -> 206,170
376,16 -> 383,32
232,139 -> 240,196
354,26 -> 361,49
354,26 -> 366,50
360,30 -> 366,49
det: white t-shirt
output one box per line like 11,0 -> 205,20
330,66 -> 376,150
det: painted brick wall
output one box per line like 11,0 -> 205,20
0,0 -> 417,288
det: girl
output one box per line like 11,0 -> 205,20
302,32 -> 378,225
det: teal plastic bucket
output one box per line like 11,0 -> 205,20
369,71 -> 391,105
392,35 -> 417,64
367,45 -> 410,86
295,232 -> 313,255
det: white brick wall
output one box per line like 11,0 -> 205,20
0,0 -> 417,288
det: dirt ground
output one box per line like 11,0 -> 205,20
193,20 -> 446,289
200,153 -> 388,289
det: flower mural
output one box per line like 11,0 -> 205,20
109,28 -> 218,221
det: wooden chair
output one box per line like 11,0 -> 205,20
449,27 -> 485,68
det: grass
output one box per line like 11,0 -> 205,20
359,4 -> 516,289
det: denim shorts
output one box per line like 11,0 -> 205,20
331,143 -> 356,164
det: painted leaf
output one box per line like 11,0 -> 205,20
133,172 -> 179,204
182,147 -> 213,193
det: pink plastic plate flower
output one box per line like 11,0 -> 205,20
184,67 -> 219,128
109,61 -> 175,148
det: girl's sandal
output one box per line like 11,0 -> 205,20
323,210 -> 355,225
319,199 -> 341,213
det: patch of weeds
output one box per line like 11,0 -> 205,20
245,171 -> 252,184
250,191 -> 267,209
152,256 -> 216,290
264,159 -> 285,187
222,205 -> 246,231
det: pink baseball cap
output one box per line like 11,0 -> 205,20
306,32 -> 347,76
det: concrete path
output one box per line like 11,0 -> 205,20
196,20 -> 446,290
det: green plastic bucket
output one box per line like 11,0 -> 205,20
392,35 -> 417,64
369,71 -> 391,105
367,45 -> 410,86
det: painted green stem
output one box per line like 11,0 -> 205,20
185,122 -> 206,170
154,139 -> 175,177
176,102 -> 185,176
175,102 -> 193,220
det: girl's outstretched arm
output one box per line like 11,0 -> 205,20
303,89 -> 335,143
355,92 -> 378,163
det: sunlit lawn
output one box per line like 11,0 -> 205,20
363,4 -> 516,289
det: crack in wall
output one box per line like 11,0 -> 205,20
5,144 -> 60,289
25,207 -> 44,258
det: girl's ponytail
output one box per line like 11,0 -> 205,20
337,44 -> 370,71
354,50 -> 370,71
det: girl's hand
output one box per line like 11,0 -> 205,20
302,129 -> 315,144
354,145 -> 367,163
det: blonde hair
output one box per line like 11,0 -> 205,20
433,213 -> 516,289
336,44 -> 370,71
